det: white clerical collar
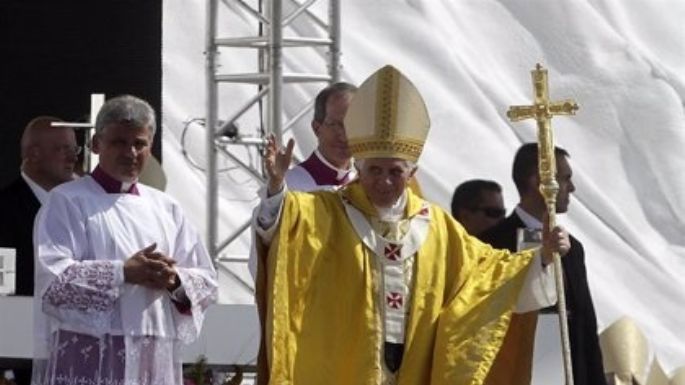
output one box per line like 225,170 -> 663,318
515,205 -> 543,230
21,171 -> 49,205
121,180 -> 136,193
314,149 -> 355,180
375,191 -> 407,222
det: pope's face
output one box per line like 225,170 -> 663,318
358,158 -> 416,208
92,123 -> 153,183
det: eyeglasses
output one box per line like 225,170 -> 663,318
471,207 -> 506,219
322,120 -> 345,131
54,145 -> 83,156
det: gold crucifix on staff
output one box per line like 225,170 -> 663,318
507,63 -> 579,385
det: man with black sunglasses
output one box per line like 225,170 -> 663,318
479,143 -> 606,385
451,179 -> 506,236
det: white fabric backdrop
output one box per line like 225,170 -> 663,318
162,0 -> 685,377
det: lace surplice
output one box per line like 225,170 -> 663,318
32,177 -> 218,385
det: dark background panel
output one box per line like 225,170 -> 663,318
0,0 -> 162,188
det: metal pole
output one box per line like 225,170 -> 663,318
268,0 -> 283,144
216,87 -> 269,134
216,145 -> 267,183
206,0 -> 219,261
215,220 -> 253,256
282,0 -> 318,27
207,0 -> 340,255
285,0 -> 327,29
328,0 -> 341,82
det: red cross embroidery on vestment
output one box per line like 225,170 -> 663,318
384,243 -> 402,261
386,292 -> 403,309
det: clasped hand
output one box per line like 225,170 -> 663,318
123,243 -> 179,290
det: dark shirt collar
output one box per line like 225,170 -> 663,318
91,166 -> 139,195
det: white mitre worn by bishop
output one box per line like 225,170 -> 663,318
252,65 -> 556,385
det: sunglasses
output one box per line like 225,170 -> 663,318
471,207 -> 506,219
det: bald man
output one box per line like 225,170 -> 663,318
0,116 -> 78,296
0,116 -> 77,384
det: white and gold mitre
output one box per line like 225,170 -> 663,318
344,65 -> 430,162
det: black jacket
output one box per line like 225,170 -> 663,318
479,211 -> 607,385
0,177 -> 41,296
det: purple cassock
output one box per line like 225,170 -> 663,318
284,150 -> 356,192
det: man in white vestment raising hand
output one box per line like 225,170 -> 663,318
32,95 -> 218,385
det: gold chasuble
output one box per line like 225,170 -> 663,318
256,181 -> 537,385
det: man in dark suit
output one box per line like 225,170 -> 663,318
480,143 -> 606,385
0,116 -> 78,385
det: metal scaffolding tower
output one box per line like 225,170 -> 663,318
205,0 -> 341,261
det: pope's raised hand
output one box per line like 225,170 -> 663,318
264,135 -> 295,196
